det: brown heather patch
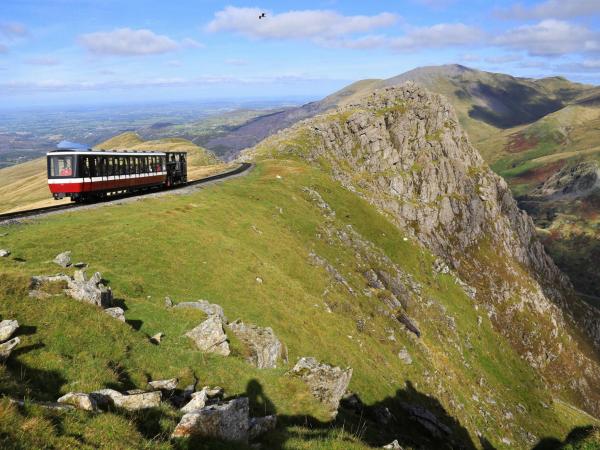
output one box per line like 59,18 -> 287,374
513,160 -> 566,185
505,131 -> 539,153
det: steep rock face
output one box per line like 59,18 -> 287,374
241,82 -> 600,416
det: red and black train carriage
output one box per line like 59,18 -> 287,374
47,142 -> 187,202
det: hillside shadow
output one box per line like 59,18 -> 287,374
532,426 -> 599,449
254,379 -> 481,449
3,353 -> 67,401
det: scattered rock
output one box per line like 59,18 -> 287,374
53,251 -> 72,267
181,389 -> 208,413
186,315 -> 230,356
400,402 -> 451,438
0,320 -> 19,342
104,307 -> 125,322
164,297 -> 173,308
204,386 -> 225,399
172,397 -> 249,442
383,440 -> 403,449
91,388 -> 161,411
67,270 -> 113,308
148,378 -> 178,391
57,392 -> 97,411
309,252 -> 354,294
364,269 -> 385,289
249,415 -> 277,440
0,249 -> 10,258
290,357 -> 352,416
255,277 -> 263,284
228,320 -> 283,368
397,312 -> 421,338
398,347 -> 413,365
0,337 -> 20,361
175,300 -> 227,324
150,332 -> 164,344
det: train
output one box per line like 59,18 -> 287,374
47,141 -> 187,202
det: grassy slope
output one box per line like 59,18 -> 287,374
0,133 -> 225,214
0,160 -> 596,449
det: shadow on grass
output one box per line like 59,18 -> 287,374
253,379 -> 480,450
532,426 -> 600,450
3,352 -> 66,401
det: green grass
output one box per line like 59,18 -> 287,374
0,159 -> 596,449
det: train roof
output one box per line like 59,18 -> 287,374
47,150 -> 167,157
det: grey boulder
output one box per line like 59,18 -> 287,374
181,389 -> 208,413
186,315 -> 230,356
91,388 -> 161,411
172,397 -> 249,442
290,357 -> 352,416
0,337 -> 20,361
104,307 -> 125,322
53,251 -> 72,267
57,392 -> 98,411
228,320 -> 283,368
67,270 -> 113,308
0,249 -> 10,258
0,320 -> 19,342
249,415 -> 277,440
148,378 -> 178,391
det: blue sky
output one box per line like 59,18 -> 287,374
1,0 -> 599,107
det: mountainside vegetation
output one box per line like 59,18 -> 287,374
1,82 -> 600,449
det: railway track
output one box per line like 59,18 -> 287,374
0,162 -> 252,223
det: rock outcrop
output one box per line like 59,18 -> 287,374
30,270 -> 113,308
531,160 -> 600,199
228,320 -> 284,368
104,307 -> 125,322
0,249 -> 10,257
242,82 -> 600,416
174,300 -> 228,324
186,315 -> 230,356
290,357 -> 352,416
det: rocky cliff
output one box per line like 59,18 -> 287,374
241,82 -> 600,416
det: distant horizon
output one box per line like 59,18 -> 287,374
2,0 -> 599,108
1,62 -> 599,111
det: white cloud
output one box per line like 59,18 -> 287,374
389,23 -> 482,50
494,20 -> 600,56
205,7 -> 397,40
484,54 -> 522,63
317,23 -> 482,51
78,28 -> 179,56
181,37 -> 204,49
498,0 -> 600,20
0,22 -> 28,38
24,56 -> 60,66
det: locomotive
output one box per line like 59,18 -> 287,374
47,141 -> 187,202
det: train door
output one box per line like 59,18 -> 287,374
81,155 -> 92,194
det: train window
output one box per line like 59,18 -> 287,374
100,156 -> 106,177
49,155 -> 74,177
82,156 -> 91,178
